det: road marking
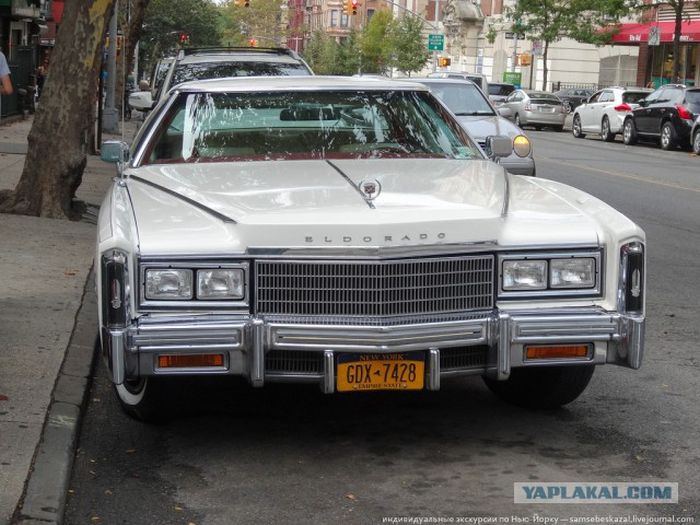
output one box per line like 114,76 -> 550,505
539,156 -> 700,194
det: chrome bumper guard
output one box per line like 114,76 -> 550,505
102,308 -> 644,391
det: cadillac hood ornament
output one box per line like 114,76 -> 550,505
359,179 -> 381,201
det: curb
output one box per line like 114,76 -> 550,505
12,271 -> 98,525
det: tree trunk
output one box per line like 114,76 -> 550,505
125,0 -> 151,81
0,0 -> 116,219
542,40 -> 550,91
672,1 -> 684,83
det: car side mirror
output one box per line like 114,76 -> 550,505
128,90 -> 154,111
486,135 -> 513,159
638,99 -> 648,107
497,106 -> 511,117
101,140 -> 130,163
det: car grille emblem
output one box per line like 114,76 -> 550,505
359,179 -> 381,201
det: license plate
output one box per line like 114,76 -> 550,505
336,352 -> 425,392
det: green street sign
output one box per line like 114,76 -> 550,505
428,34 -> 444,51
503,71 -> 522,87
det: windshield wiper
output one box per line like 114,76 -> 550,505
454,111 -> 494,116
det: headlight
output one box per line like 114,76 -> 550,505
502,260 -> 547,290
197,269 -> 245,300
513,135 -> 531,157
145,269 -> 193,300
550,258 -> 595,288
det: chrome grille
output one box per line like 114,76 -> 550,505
255,255 -> 494,318
440,345 -> 490,370
265,350 -> 323,375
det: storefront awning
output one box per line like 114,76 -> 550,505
611,20 -> 700,44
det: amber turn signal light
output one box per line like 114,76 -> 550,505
525,345 -> 589,360
158,354 -> 224,368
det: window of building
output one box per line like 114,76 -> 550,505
367,9 -> 375,20
340,13 -> 349,27
330,10 -> 339,27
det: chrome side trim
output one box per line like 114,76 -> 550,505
323,350 -> 335,394
510,313 -> 619,343
250,319 -> 265,387
246,243 -> 497,259
498,313 -> 510,380
427,348 -> 440,391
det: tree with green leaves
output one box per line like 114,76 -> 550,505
219,0 -> 287,48
509,0 -> 630,89
303,31 -> 340,74
389,14 -> 430,76
360,9 -> 394,74
139,0 -> 222,74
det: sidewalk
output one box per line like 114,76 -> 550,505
0,116 -> 137,525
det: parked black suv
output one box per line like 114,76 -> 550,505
622,85 -> 700,150
554,88 -> 594,113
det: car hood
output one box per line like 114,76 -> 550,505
455,115 -> 522,140
124,159 -> 604,254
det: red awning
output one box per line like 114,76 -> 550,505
611,20 -> 700,44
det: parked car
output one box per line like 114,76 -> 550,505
427,71 -> 489,95
488,82 -> 516,106
572,87 -> 653,141
622,85 -> 700,150
412,78 -> 535,176
497,89 -> 566,131
100,76 -> 645,421
555,88 -> 594,113
692,115 -> 700,155
129,47 -> 313,112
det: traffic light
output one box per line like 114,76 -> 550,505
178,32 -> 190,46
519,53 -> 531,66
248,38 -> 258,47
345,0 -> 359,15
438,57 -> 451,67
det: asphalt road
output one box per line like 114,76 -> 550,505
63,132 -> 700,525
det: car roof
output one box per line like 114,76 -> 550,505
174,75 -> 432,93
177,53 -> 305,65
405,77 -> 476,86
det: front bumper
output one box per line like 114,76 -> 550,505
522,111 -> 566,126
102,307 -> 644,392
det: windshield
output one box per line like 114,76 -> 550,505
145,90 -> 478,164
685,90 -> 700,110
529,92 -> 560,101
424,83 -> 494,116
488,84 -> 514,96
623,91 -> 651,104
171,61 -> 311,86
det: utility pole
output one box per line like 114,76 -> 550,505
103,0 -> 119,133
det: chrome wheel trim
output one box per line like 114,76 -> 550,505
573,116 -> 581,136
623,121 -> 631,142
694,131 -> 700,154
661,125 -> 671,148
601,118 -> 609,139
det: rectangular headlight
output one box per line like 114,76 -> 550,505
502,260 -> 547,290
197,269 -> 245,300
145,269 -> 193,300
550,258 -> 595,289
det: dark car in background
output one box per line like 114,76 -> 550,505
555,88 -> 594,113
622,85 -> 700,150
488,82 -> 516,106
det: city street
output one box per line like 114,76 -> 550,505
62,130 -> 700,525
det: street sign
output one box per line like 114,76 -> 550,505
428,34 -> 444,51
532,40 -> 542,56
649,26 -> 660,46
503,71 -> 522,87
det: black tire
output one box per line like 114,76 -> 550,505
483,365 -> 595,409
660,121 -> 677,150
693,129 -> 700,155
514,113 -> 522,128
114,377 -> 168,422
572,114 -> 585,138
622,118 -> 637,145
600,116 -> 614,142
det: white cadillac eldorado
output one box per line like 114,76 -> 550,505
98,77 -> 645,421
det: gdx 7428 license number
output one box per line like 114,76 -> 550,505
336,352 -> 425,392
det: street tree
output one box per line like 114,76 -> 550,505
389,14 -> 429,76
220,0 -> 288,47
303,31 -> 340,74
124,0 -> 152,81
508,0 -> 630,89
140,0 -> 222,73
0,0 -> 116,219
361,9 -> 395,74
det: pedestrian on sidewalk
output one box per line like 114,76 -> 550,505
0,49 -> 13,96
